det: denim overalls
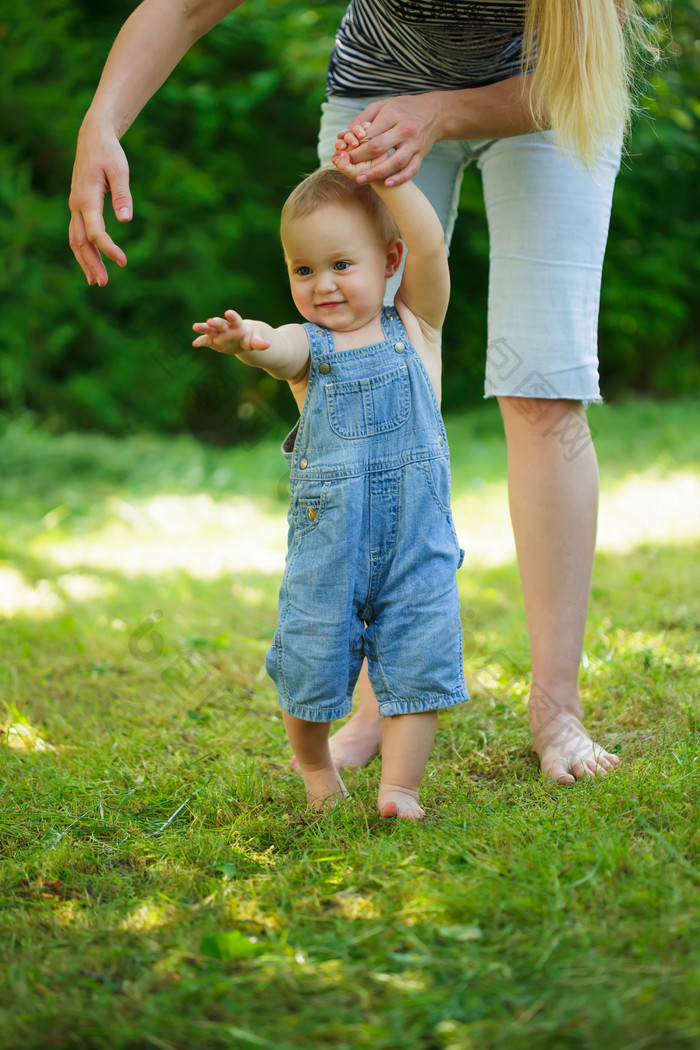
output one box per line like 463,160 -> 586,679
266,306 -> 468,722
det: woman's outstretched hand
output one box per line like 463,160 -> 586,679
68,121 -> 133,287
334,93 -> 443,186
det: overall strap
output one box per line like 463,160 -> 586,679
303,322 -> 336,359
381,304 -> 411,348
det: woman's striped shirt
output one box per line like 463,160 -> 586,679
327,0 -> 528,97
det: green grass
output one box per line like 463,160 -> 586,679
1,398 -> 699,1050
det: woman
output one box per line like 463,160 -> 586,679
69,0 -> 655,785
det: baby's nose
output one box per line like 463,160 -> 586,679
316,269 -> 337,291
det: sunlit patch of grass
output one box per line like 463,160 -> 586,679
1,702 -> 57,753
597,470 -> 700,550
0,566 -> 64,618
33,493 -> 288,578
119,900 -> 178,933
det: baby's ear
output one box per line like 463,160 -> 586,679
385,237 -> 403,277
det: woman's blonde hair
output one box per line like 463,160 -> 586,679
521,0 -> 661,168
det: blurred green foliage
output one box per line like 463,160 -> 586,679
1,0 -> 697,443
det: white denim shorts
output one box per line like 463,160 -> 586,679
319,95 -> 622,402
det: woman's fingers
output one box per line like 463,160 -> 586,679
69,134 -> 132,285
68,210 -> 106,286
69,198 -> 128,286
355,145 -> 422,185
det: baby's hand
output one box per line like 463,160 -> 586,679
331,147 -> 374,181
192,310 -> 271,354
333,122 -> 395,182
334,121 -> 371,153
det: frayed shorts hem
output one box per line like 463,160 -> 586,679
483,389 -> 603,405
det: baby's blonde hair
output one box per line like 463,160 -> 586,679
281,167 -> 400,246
521,0 -> 662,169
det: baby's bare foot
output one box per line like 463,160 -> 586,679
529,687 -> 620,786
377,785 -> 425,820
291,712 -> 382,772
300,765 -> 348,812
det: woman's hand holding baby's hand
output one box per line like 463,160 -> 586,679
192,310 -> 271,354
334,121 -> 372,153
332,148 -> 373,180
332,124 -> 389,182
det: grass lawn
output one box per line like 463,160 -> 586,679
1,397 -> 698,1050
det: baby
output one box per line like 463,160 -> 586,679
193,138 -> 468,818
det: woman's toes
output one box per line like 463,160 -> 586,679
541,755 -> 575,785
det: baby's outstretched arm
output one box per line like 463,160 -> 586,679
192,309 -> 309,383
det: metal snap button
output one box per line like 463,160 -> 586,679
319,362 -> 331,374
394,341 -> 405,353
439,436 -> 444,447
299,457 -> 308,469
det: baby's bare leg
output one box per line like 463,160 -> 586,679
290,661 -> 382,771
282,712 -> 347,811
378,711 -> 438,819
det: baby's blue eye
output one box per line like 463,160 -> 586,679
296,266 -> 312,276
334,261 -> 350,271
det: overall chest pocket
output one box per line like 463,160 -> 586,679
325,364 -> 411,439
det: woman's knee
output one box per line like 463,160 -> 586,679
498,395 -> 583,423
497,396 -> 596,458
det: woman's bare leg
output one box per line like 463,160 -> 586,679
499,396 -> 620,784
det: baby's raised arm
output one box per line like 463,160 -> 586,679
333,130 -> 449,335
192,310 -> 309,383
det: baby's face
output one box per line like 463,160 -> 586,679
282,202 -> 396,333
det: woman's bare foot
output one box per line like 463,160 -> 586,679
377,784 -> 425,820
290,709 -> 382,771
300,765 -> 348,812
529,685 -> 620,785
